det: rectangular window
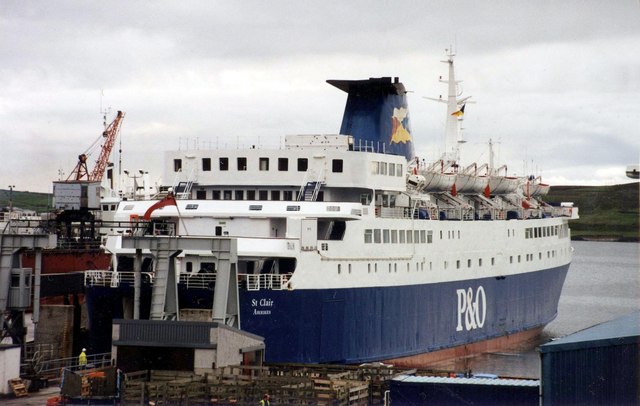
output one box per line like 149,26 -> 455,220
383,229 -> 390,243
420,230 -> 426,243
391,230 -> 398,243
235,190 -> 244,200
247,190 -> 256,200
414,230 -> 420,243
389,163 -> 395,176
202,158 -> 211,171
237,157 -> 247,171
271,190 -> 280,201
212,190 -> 221,200
467,259 -> 472,268
374,229 -> 381,243
219,157 -> 229,171
223,190 -> 232,200
332,159 -> 343,173
259,157 -> 269,171
427,230 -> 433,244
278,158 -> 288,171
259,190 -> 268,200
380,162 -> 387,175
456,260 -> 460,269
283,191 -> 293,201
196,190 -> 206,200
406,230 -> 413,243
174,159 -> 182,172
479,258 -> 483,267
297,158 -> 308,171
397,164 -> 403,176
399,230 -> 405,243
364,229 -> 373,243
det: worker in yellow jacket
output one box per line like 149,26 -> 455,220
78,348 -> 87,368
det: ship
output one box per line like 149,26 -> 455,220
83,51 -> 578,366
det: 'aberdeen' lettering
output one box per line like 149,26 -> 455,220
456,286 -> 487,331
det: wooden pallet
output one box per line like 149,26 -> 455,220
9,378 -> 28,397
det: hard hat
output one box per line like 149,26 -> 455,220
82,348 -> 86,352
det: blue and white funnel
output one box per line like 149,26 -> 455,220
328,77 -> 415,161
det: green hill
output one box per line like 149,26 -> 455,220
544,182 -> 639,241
1,183 -> 638,240
0,188 -> 52,213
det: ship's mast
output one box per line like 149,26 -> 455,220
425,48 -> 472,165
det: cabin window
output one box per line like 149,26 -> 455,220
406,230 -> 413,243
215,226 -> 222,236
374,229 -> 381,243
223,190 -> 232,200
247,190 -> 256,200
237,157 -> 247,171
271,190 -> 280,201
364,229 -> 373,243
391,230 -> 398,243
380,162 -> 387,175
297,158 -> 308,171
479,258 -> 483,267
467,259 -> 472,268
202,158 -> 211,171
174,159 -> 182,172
219,157 -> 229,171
456,260 -> 460,269
259,157 -> 269,171
420,230 -> 426,243
283,191 -> 293,201
259,190 -> 268,200
102,204 -> 109,211
389,163 -> 395,175
201,262 -> 216,273
186,262 -> 193,273
332,159 -> 343,173
111,205 -> 117,211
399,230 -> 405,243
414,230 -> 420,243
278,158 -> 288,171
397,165 -> 403,176
235,190 -> 244,200
383,229 -> 390,243
212,191 -> 221,200
196,190 -> 206,200
427,230 -> 433,243
491,257 -> 495,266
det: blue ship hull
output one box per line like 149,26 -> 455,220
85,264 -> 568,362
238,265 -> 569,364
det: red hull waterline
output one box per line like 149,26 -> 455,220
384,326 -> 544,368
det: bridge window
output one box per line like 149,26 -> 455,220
297,158 -> 308,171
247,190 -> 256,200
364,229 -> 373,243
237,157 -> 247,171
219,157 -> 229,171
259,190 -> 268,200
332,159 -> 343,173
202,158 -> 211,171
374,229 -> 381,243
278,158 -> 289,171
235,190 -> 244,200
173,159 -> 182,172
259,157 -> 269,171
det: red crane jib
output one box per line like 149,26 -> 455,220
90,110 -> 125,181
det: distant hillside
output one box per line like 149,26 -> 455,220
0,189 -> 52,213
544,182 -> 639,241
1,183 -> 638,240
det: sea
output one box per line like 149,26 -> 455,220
430,240 -> 640,379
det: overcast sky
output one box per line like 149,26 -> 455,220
2,0 -> 639,193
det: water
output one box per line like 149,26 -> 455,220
430,241 -> 640,379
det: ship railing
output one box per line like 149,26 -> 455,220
21,352 -> 112,382
84,270 -> 154,287
179,272 -> 217,289
242,273 -> 292,291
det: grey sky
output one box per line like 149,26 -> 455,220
2,0 -> 639,193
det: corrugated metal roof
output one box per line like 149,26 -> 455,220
393,375 -> 539,387
540,311 -> 639,353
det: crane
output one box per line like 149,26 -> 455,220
67,110 -> 125,182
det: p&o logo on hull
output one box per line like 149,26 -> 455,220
456,286 -> 487,332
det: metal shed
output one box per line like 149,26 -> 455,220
540,312 -> 639,405
111,319 -> 264,374
390,374 -> 540,405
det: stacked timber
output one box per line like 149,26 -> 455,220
121,364 -> 414,405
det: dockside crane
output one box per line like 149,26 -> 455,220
52,110 -> 125,242
66,110 -> 125,182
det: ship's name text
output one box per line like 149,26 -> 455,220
456,286 -> 487,332
251,298 -> 273,316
